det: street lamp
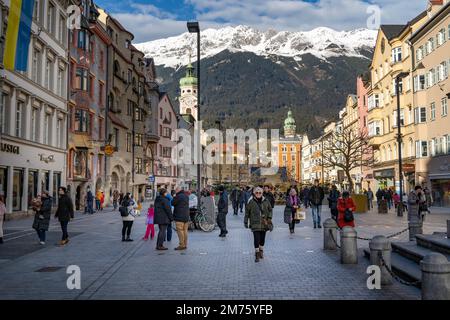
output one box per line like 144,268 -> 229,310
395,71 -> 409,217
215,120 -> 222,184
187,21 -> 201,197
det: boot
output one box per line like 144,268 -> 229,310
318,223 -> 322,229
314,223 -> 317,229
259,249 -> 264,259
255,251 -> 260,263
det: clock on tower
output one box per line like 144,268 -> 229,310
179,61 -> 199,121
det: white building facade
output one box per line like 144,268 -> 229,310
0,0 -> 69,217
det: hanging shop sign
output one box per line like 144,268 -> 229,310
102,144 -> 117,156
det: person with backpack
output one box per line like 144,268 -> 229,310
327,185 -> 340,221
337,191 -> 356,229
308,179 -> 324,229
154,188 -> 173,250
54,187 -> 74,246
32,192 -> 51,245
119,193 -> 137,242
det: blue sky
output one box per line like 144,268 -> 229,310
94,0 -> 428,43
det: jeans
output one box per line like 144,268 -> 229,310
113,201 -> 118,210
87,200 -> 94,214
157,224 -> 168,247
232,202 -> 239,214
36,229 -> 46,242
239,201 -> 245,212
217,212 -> 227,235
253,231 -> 266,249
311,204 -> 322,226
166,223 -> 172,241
367,199 -> 373,210
60,221 -> 69,241
122,221 -> 133,239
175,221 -> 189,248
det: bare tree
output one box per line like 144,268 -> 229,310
321,126 -> 374,193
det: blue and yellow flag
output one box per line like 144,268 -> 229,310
4,0 -> 35,71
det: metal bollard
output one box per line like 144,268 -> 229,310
408,221 -> 423,241
420,253 -> 450,300
323,218 -> 338,251
447,220 -> 449,239
369,235 -> 393,285
340,227 -> 358,264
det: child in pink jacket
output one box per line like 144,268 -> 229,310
143,204 -> 155,240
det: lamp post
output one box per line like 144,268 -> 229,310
395,72 -> 409,217
187,21 -> 201,197
215,120 -> 222,184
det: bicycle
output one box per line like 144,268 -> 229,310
190,205 -> 216,232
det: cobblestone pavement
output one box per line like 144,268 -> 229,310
0,204 -> 448,300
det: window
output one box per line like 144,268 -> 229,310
56,119 -> 62,148
33,0 -> 40,21
0,93 -> 7,134
77,30 -> 89,50
392,110 -> 405,127
43,113 -> 51,144
431,103 -> 436,121
446,135 -> 450,155
413,75 -> 425,92
126,132 -> 132,152
438,61 -> 448,81
426,37 -> 435,54
89,75 -> 94,97
114,128 -> 119,148
75,68 -> 88,91
427,69 -> 436,87
416,141 -> 428,158
127,70 -> 132,84
368,94 -> 380,110
162,127 -> 172,138
74,109 -> 90,133
415,107 -> 427,123
15,101 -> 24,138
47,2 -> 55,35
134,133 -> 143,147
30,108 -> 39,142
45,58 -> 54,90
442,98 -> 448,117
57,67 -> 65,97
99,51 -> 104,69
391,47 -> 402,63
135,158 -> 143,174
99,82 -> 104,106
59,15 -> 66,44
125,40 -> 131,49
437,28 -> 446,46
392,78 -> 403,95
127,100 -> 134,116
162,147 -> 172,158
32,48 -> 42,84
416,46 -> 424,62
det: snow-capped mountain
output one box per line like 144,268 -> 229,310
135,25 -> 377,68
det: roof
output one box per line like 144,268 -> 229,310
410,3 -> 450,43
380,25 -> 406,40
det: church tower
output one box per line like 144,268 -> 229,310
284,110 -> 296,137
179,55 -> 198,121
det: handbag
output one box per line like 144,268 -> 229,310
344,208 -> 354,222
294,208 -> 306,222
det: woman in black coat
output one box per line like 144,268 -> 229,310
154,188 -> 173,250
32,191 -> 52,245
55,187 -> 74,246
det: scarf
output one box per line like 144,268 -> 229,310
290,195 -> 297,207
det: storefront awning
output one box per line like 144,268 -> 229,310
429,173 -> 450,180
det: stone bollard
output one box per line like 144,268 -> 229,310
340,227 -> 358,264
323,218 -> 338,251
369,235 -> 393,285
420,253 -> 450,300
408,221 -> 423,241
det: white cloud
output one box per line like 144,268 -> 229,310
110,0 -> 430,42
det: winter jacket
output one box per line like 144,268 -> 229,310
337,197 -> 356,228
33,196 -> 52,231
327,190 -> 340,210
146,207 -> 155,225
217,191 -> 229,214
55,195 -> 74,222
263,192 -> 275,209
408,191 -> 426,222
309,186 -> 324,206
230,189 -> 241,204
154,195 -> 173,225
244,197 -> 273,232
172,191 -> 190,222
86,191 -> 94,202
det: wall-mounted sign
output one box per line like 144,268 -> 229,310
102,144 -> 116,156
374,169 -> 395,179
402,164 -> 415,173
1,143 -> 20,154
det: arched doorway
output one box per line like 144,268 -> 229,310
111,172 -> 119,193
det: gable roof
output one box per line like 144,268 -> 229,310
380,25 -> 406,40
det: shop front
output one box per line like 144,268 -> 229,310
0,139 -> 66,217
373,168 -> 396,190
430,174 -> 450,208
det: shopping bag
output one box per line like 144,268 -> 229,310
294,208 -> 306,221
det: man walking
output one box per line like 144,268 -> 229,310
230,185 -> 241,215
217,186 -> 228,237
263,185 -> 275,209
172,187 -> 190,250
239,186 -> 246,213
308,179 -> 324,229
366,187 -> 374,210
86,186 -> 94,214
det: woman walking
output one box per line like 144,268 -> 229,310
32,192 -> 52,245
284,188 -> 301,234
0,193 -> 5,244
121,193 -> 137,242
154,188 -> 173,250
244,187 -> 273,262
55,187 -> 74,245
337,191 -> 356,229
